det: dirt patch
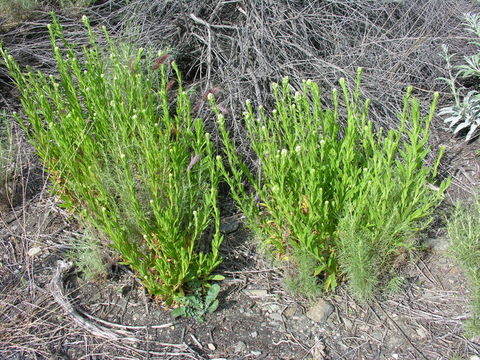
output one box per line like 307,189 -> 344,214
1,199 -> 479,359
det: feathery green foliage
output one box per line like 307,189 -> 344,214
0,15 -> 223,303
447,197 -> 480,337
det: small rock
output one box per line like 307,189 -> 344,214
342,318 -> 353,330
234,341 -> 247,353
207,343 -> 216,351
306,299 -> 334,323
268,311 -> 283,322
470,356 -> 480,360
27,247 -> 42,257
250,351 -> 262,356
243,289 -> 268,298
220,219 -> 240,234
250,331 -> 258,338
284,304 -> 301,318
416,327 -> 427,339
263,303 -> 281,313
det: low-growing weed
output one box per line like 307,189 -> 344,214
172,283 -> 220,321
213,69 -> 449,300
1,15 -> 223,304
447,197 -> 480,337
67,234 -> 108,281
284,249 -> 323,302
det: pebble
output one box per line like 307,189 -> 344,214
250,351 -> 262,356
342,318 -> 353,330
284,304 -> 301,318
207,343 -> 216,351
27,247 -> 42,257
263,303 -> 281,313
250,331 -> 258,338
306,299 -> 334,323
243,289 -> 268,298
416,327 -> 427,339
234,341 -> 247,353
220,220 -> 240,234
268,311 -> 283,322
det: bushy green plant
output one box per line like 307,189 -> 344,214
213,69 -> 449,300
0,15 -> 223,303
447,197 -> 480,337
439,13 -> 480,141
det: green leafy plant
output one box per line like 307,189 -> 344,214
0,15 -> 223,303
447,197 -> 480,337
439,13 -> 480,141
213,69 -> 449,300
172,283 -> 221,321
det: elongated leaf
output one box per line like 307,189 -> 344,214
207,299 -> 219,314
171,307 -> 186,318
454,121 -> 472,134
466,123 -> 479,141
444,115 -> 463,127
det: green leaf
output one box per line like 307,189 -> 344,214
171,307 -> 186,318
209,274 -> 225,281
206,284 -> 221,303
207,299 -> 219,314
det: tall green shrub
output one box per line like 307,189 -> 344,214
1,16 -> 223,302
213,69 -> 449,300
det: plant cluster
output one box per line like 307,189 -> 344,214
447,197 -> 480,337
172,283 -> 220,321
1,14 -> 451,316
439,13 -> 480,141
1,15 -> 224,304
213,70 -> 449,301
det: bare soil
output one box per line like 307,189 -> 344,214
1,187 -> 479,359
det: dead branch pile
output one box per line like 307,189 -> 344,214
1,0 -> 479,145
107,0 -> 477,140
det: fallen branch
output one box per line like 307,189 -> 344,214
50,260 -> 139,343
